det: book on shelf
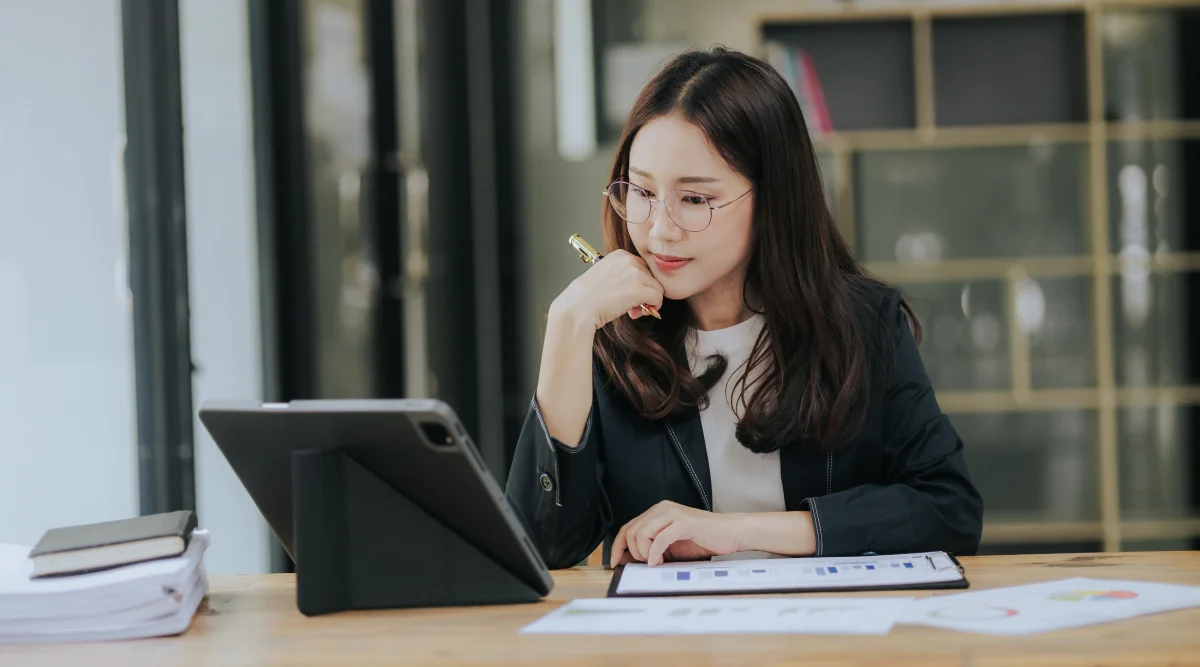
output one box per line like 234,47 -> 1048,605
765,40 -> 834,135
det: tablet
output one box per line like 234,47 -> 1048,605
197,398 -> 552,597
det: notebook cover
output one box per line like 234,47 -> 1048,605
606,553 -> 969,598
29,511 -> 197,557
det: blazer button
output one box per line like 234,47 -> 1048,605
539,473 -> 554,492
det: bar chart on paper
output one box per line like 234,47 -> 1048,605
521,597 -> 915,635
612,552 -> 965,596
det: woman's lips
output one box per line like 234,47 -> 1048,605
652,254 -> 692,271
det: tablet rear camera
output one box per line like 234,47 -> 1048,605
419,422 -> 454,447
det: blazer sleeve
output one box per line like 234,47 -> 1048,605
504,377 -> 613,569
802,289 -> 985,557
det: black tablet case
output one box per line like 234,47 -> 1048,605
606,555 -> 970,598
291,447 -> 543,615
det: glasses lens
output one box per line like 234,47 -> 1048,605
666,190 -> 712,232
607,182 -> 651,224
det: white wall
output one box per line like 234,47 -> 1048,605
180,0 -> 272,574
0,0 -> 139,545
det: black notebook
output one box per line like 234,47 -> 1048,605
28,511 -> 197,578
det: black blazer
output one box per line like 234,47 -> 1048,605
505,285 -> 984,569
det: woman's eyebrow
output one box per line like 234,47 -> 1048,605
630,166 -> 720,185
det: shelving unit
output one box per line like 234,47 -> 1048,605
804,120 -> 1200,151
759,0 -> 1200,552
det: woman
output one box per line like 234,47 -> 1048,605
505,47 -> 983,569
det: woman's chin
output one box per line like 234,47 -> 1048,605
661,283 -> 698,302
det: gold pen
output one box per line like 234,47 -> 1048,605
568,234 -> 661,320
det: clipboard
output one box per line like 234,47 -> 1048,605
606,552 -> 970,598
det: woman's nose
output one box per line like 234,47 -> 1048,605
647,201 -> 683,241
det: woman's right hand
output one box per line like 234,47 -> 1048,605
537,249 -> 657,447
551,249 -> 664,330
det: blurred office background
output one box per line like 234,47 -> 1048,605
1,0 -> 1197,573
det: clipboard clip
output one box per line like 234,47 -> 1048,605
926,553 -> 963,573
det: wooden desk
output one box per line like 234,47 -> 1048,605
3,551 -> 1199,666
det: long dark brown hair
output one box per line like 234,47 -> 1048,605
594,46 -> 920,454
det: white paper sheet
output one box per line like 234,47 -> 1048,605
904,576 -> 1200,635
613,552 -> 962,596
521,597 -> 914,635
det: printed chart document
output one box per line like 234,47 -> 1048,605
521,597 -> 914,635
904,576 -> 1200,636
610,552 -> 965,597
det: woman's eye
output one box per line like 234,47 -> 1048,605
680,194 -> 708,206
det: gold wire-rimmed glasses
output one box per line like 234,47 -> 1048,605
602,181 -> 753,232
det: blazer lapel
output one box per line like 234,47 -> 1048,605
664,410 -> 713,512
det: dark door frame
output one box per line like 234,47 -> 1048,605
247,0 -> 521,569
121,0 -> 197,515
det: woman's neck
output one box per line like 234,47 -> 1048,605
687,280 -> 756,331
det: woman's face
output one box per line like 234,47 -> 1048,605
623,114 -> 755,304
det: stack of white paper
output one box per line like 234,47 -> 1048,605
0,530 -> 210,643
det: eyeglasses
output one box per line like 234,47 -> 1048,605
602,181 -> 753,232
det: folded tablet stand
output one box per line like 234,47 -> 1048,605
290,448 -> 543,616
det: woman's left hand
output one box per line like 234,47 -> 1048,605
610,501 -> 743,567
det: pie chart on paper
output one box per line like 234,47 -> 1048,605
1047,590 -> 1139,602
